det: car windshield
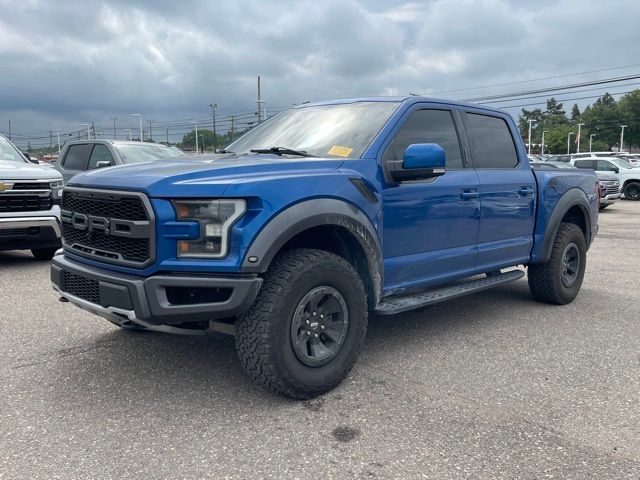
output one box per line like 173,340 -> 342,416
0,136 -> 27,163
225,101 -> 400,159
115,143 -> 186,164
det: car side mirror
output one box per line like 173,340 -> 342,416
612,167 -> 619,174
390,143 -> 446,182
96,161 -> 112,169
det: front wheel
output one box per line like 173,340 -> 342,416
528,223 -> 587,305
31,247 -> 58,261
235,248 -> 368,399
623,181 -> 640,200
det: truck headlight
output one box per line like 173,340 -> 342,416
172,199 -> 247,258
51,180 -> 64,202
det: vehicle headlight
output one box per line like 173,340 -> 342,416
50,180 -> 64,200
172,199 -> 247,258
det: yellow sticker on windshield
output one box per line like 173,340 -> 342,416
328,145 -> 353,158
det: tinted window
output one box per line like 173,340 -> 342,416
63,144 -> 92,170
574,160 -> 596,170
596,160 -> 617,172
87,145 -> 114,170
466,113 -> 519,168
382,109 -> 463,169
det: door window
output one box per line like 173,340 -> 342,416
87,144 -> 114,170
596,160 -> 618,172
574,160 -> 596,170
465,113 -> 519,168
62,144 -> 92,170
382,109 -> 464,169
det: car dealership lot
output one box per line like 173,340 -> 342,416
1,203 -> 639,479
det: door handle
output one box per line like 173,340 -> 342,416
518,186 -> 534,196
460,190 -> 479,201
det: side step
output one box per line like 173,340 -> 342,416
374,270 -> 525,316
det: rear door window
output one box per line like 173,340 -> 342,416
574,160 -> 596,170
465,113 -> 519,169
87,144 -> 115,170
62,144 -> 92,170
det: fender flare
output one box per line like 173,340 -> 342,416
534,188 -> 592,264
240,198 -> 383,305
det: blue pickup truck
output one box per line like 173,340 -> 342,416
51,97 -> 598,398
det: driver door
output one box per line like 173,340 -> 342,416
381,106 -> 480,294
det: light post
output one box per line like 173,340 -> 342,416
111,117 -> 117,139
208,103 -> 218,152
589,134 -> 595,152
527,119 -> 536,154
541,130 -> 547,155
81,123 -> 91,139
194,119 -> 199,153
126,128 -> 132,141
567,132 -> 574,154
55,129 -> 61,154
620,125 -> 628,152
576,123 -> 584,153
130,114 -> 143,141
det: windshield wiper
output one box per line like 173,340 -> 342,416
250,147 -> 313,157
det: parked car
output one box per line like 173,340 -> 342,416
0,134 -> 63,260
570,156 -> 640,200
51,97 -> 598,398
54,140 -> 186,183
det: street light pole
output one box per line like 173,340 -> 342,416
620,125 -> 628,152
567,132 -> 574,154
541,130 -> 547,155
208,103 -> 218,152
111,117 -> 117,139
576,123 -> 584,153
55,129 -> 61,154
589,134 -> 595,152
130,114 -> 143,141
527,119 -> 536,154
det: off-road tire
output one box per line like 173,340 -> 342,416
235,248 -> 368,399
623,181 -> 640,200
528,223 -> 587,305
31,247 -> 58,261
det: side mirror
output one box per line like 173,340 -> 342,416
612,167 -> 620,174
96,161 -> 112,169
390,143 -> 446,182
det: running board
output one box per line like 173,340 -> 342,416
374,270 -> 525,316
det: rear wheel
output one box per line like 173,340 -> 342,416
235,248 -> 368,399
31,247 -> 58,261
528,223 -> 587,305
623,181 -> 640,200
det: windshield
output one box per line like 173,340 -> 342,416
0,136 -> 27,163
226,102 -> 400,159
115,143 -> 186,164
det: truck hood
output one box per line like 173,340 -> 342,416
68,154 -> 346,197
0,161 -> 62,181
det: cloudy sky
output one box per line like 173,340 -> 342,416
1,0 -> 639,147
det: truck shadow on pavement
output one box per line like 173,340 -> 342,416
0,251 -> 42,265
47,278 -> 562,408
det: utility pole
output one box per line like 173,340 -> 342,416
567,132 -> 574,154
91,122 -> 95,139
527,119 -> 536,154
126,128 -> 132,141
255,75 -> 266,123
589,134 -> 595,152
620,125 -> 628,152
208,103 -> 218,152
56,129 -> 61,154
49,131 -> 53,153
195,119 -> 199,153
7,120 -> 10,140
111,117 -> 117,139
166,127 -> 169,144
576,123 -> 584,153
148,120 -> 154,142
81,123 -> 91,139
130,114 -> 143,141
541,130 -> 547,155
230,115 -> 236,141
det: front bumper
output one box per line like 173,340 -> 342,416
0,216 -> 61,251
51,254 -> 262,328
600,193 -> 621,206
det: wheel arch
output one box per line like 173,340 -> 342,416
241,199 -> 383,308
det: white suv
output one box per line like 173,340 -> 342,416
570,157 -> 640,200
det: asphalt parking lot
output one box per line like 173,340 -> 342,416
1,202 -> 639,479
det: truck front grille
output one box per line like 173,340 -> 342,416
63,270 -> 100,304
0,195 -> 52,212
60,188 -> 155,268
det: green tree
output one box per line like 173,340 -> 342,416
580,93 -> 619,149
570,103 -> 581,122
618,90 -> 640,149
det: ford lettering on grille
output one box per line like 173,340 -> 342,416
60,187 -> 155,268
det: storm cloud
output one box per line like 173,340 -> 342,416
1,0 -> 638,144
